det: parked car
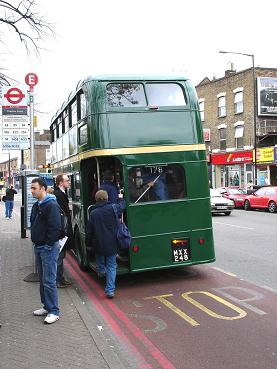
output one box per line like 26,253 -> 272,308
244,186 -> 277,213
210,189 -> 235,215
217,187 -> 247,208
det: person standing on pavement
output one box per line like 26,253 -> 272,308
54,174 -> 73,288
30,177 -> 61,324
4,184 -> 17,219
85,190 -> 125,298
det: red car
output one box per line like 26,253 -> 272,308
218,187 -> 247,208
244,186 -> 277,213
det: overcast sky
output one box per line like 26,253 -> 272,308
1,0 -> 277,160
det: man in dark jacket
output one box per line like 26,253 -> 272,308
99,169 -> 119,204
4,184 -> 17,219
54,174 -> 73,288
30,177 -> 62,324
86,190 -> 125,298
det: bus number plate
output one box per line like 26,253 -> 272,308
171,239 -> 191,263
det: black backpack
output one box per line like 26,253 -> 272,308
60,208 -> 68,239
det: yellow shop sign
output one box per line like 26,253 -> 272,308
254,147 -> 274,163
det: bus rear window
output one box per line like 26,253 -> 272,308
128,164 -> 186,203
107,83 -> 146,107
146,83 -> 186,106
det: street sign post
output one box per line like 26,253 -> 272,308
25,72 -> 38,169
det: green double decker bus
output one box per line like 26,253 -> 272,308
50,75 -> 215,274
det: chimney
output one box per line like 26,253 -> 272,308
224,62 -> 236,77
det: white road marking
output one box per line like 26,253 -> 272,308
213,221 -> 254,230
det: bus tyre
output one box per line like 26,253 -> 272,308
244,200 -> 251,211
268,201 -> 277,213
75,228 -> 88,271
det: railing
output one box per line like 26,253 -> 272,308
257,120 -> 277,136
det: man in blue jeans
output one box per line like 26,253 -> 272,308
4,184 -> 17,219
30,178 -> 62,324
85,190 -> 125,298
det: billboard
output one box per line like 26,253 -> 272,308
257,77 -> 277,116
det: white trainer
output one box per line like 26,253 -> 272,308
33,307 -> 48,316
44,314 -> 59,324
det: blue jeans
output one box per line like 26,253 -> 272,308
96,254 -> 117,296
34,242 -> 60,316
5,200 -> 14,218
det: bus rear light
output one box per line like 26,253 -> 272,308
198,238 -> 205,245
133,245 -> 139,252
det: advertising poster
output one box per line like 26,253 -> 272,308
257,77 -> 277,116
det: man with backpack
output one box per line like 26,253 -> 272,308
85,190 -> 125,299
54,174 -> 73,288
30,177 -> 62,324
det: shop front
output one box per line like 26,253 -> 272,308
212,151 -> 253,189
255,147 -> 275,186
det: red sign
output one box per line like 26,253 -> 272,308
4,87 -> 25,105
25,73 -> 38,87
212,151 -> 253,165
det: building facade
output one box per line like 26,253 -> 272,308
196,67 -> 277,189
23,129 -> 51,169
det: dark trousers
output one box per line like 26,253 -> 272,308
56,249 -> 66,283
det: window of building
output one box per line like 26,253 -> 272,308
219,128 -> 226,150
218,96 -> 226,117
235,125 -> 244,148
199,100 -> 204,121
234,91 -> 243,114
128,164 -> 186,203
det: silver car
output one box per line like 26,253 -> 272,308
210,189 -> 234,215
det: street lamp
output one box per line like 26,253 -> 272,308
219,51 -> 257,185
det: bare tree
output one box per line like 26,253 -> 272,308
0,0 -> 54,84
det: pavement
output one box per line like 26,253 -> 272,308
0,195 -> 133,369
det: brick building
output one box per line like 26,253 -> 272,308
23,129 -> 51,169
196,67 -> 277,188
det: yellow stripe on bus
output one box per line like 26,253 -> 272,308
52,143 -> 206,169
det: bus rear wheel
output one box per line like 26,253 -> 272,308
75,228 -> 88,271
268,201 -> 277,213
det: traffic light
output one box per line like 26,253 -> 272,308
42,164 -> 51,169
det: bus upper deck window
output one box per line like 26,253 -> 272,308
146,83 -> 186,106
106,83 -> 147,107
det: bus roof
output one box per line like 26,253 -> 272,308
51,74 -> 190,124
83,74 -> 188,82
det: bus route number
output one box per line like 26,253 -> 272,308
148,165 -> 166,174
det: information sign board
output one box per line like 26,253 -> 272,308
1,85 -> 30,150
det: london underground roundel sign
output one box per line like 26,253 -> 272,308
4,87 -> 26,105
25,73 -> 38,87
